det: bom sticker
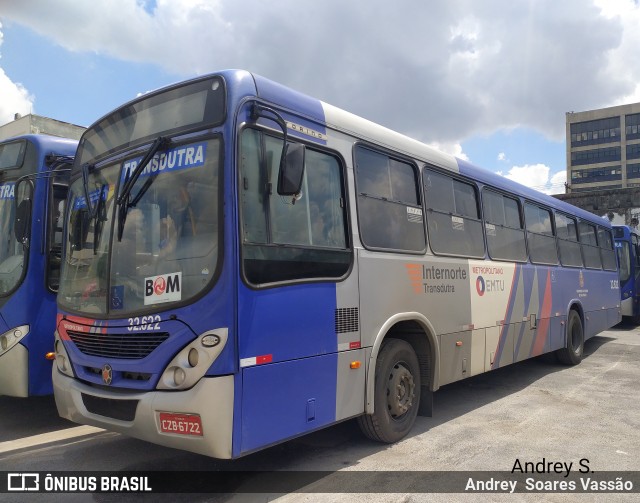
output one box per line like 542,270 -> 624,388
144,272 -> 182,305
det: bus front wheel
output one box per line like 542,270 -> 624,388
556,310 -> 584,365
358,338 -> 421,443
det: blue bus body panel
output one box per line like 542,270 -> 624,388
235,281 -> 339,456
0,134 -> 77,395
239,352 -> 338,454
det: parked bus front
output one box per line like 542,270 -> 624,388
0,135 -> 76,396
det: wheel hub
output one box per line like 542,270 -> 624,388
386,362 -> 415,419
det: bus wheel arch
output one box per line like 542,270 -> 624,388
360,314 -> 439,442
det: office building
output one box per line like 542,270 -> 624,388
566,102 -> 640,193
0,113 -> 85,141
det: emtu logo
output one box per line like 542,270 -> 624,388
476,276 -> 485,296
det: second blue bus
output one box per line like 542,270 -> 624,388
614,225 -> 640,323
0,134 -> 77,396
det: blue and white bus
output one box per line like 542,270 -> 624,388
0,134 -> 77,396
613,225 -> 640,323
53,70 -> 621,458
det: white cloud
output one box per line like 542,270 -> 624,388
0,22 -> 34,126
497,152 -> 507,162
1,1 -> 639,145
426,141 -> 469,161
499,163 -> 567,195
502,164 -> 550,188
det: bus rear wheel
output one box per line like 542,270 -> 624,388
358,338 -> 421,443
556,310 -> 583,365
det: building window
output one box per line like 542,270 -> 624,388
626,113 -> 640,141
571,117 -> 620,146
570,147 -> 621,166
626,143 -> 640,161
571,165 -> 621,184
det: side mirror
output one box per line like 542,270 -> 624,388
14,198 -> 32,245
277,143 -> 306,196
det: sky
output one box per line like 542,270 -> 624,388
1,0 -> 640,195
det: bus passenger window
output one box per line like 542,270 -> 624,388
354,147 -> 424,253
424,169 -> 484,258
579,221 -> 602,269
482,190 -> 526,262
555,213 -> 583,267
598,226 -> 617,271
524,203 -> 558,265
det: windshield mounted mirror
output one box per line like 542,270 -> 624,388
14,198 -> 32,246
277,143 -> 306,196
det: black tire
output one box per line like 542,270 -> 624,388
556,310 -> 584,365
358,339 -> 421,443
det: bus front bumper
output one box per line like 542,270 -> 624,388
0,343 -> 29,397
53,369 -> 235,459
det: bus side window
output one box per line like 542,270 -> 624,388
633,235 -> 640,267
524,203 -> 558,265
354,146 -> 425,253
48,182 -> 68,291
578,221 -> 602,269
555,213 -> 583,267
597,226 -> 617,271
482,189 -> 527,262
240,127 -> 350,285
424,168 -> 484,258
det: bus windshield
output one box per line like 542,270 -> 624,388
0,182 -> 25,295
58,77 -> 225,317
617,241 -> 631,284
58,138 -> 221,316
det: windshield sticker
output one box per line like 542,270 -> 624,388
0,183 -> 15,199
407,207 -> 423,223
144,271 -> 182,305
110,285 -> 124,310
73,184 -> 113,210
122,141 -> 207,182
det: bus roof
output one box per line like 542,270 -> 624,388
79,69 -> 610,229
1,134 -> 78,152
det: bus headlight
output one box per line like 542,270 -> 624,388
157,328 -> 228,390
54,331 -> 75,378
0,325 -> 29,357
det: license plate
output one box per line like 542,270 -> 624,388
158,412 -> 203,436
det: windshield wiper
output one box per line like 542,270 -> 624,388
117,136 -> 169,241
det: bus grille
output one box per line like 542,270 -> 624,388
67,330 -> 170,359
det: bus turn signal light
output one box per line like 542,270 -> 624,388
350,361 -> 361,369
45,352 -> 56,361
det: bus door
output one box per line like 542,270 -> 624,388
632,234 -> 640,321
236,120 -> 360,454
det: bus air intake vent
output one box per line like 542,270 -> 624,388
67,330 -> 170,359
81,393 -> 138,421
335,307 -> 359,334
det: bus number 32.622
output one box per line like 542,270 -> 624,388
127,315 -> 162,331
